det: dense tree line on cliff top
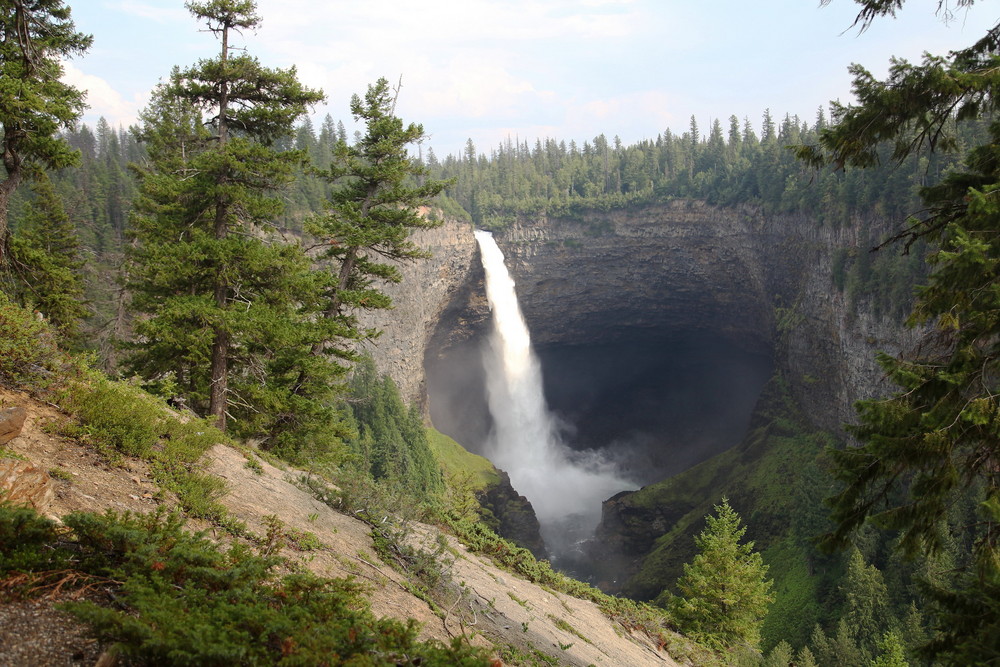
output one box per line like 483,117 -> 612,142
435,112 -> 980,228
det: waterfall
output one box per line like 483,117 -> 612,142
475,230 -> 633,558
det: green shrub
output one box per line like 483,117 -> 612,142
2,505 -> 490,666
0,291 -> 70,390
0,502 -> 67,575
58,375 -> 163,459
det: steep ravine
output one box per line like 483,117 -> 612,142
365,202 -> 920,616
417,202 -> 916,467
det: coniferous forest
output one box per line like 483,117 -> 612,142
2,0 -> 1000,665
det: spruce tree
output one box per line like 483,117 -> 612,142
6,173 -> 87,337
668,498 -> 774,650
842,548 -> 891,660
762,640 -> 793,667
126,0 -> 328,440
871,632 -> 910,667
796,645 -> 819,667
0,0 -> 91,262
306,77 -> 451,355
797,2 -> 1000,661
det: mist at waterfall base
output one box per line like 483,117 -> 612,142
474,230 -> 636,562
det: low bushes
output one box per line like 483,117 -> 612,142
0,504 -> 490,666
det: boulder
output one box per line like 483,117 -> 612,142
0,406 -> 27,445
0,461 -> 55,511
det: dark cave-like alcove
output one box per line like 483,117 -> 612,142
423,224 -> 783,494
425,329 -> 773,487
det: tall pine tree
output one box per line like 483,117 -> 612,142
799,1 -> 1000,662
306,77 -> 451,356
126,0 -> 328,440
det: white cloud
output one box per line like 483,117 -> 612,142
257,0 -> 642,46
108,0 -> 188,23
566,90 -> 677,140
407,56 -> 542,119
61,61 -> 148,128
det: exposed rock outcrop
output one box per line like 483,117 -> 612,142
354,217 -> 478,412
0,390 -> 685,666
0,460 -> 55,511
479,470 -> 548,560
0,406 -> 27,445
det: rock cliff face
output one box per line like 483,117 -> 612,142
354,217 -> 478,413
491,201 -> 917,435
363,201 -> 919,569
417,202 -> 916,458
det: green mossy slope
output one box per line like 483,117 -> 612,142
608,378 -> 840,649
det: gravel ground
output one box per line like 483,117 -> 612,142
0,596 -> 104,667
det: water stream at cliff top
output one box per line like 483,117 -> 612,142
475,230 -> 635,561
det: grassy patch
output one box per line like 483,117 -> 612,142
548,614 -> 592,644
426,428 -> 498,490
54,372 -> 238,526
760,538 -> 823,649
508,590 -> 529,608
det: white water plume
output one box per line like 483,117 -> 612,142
475,230 -> 634,555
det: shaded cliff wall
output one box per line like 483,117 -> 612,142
360,201 -> 919,465
491,200 -> 918,435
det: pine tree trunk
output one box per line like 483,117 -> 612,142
209,199 -> 229,428
210,324 -> 229,430
207,21 -> 231,430
0,153 -> 24,265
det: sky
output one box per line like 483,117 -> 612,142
63,1 -> 998,158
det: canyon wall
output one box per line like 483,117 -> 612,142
354,216 -> 478,413
396,202 -> 917,438
362,201 -> 922,588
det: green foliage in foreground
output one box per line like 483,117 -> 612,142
1,288 -> 234,524
0,504 -> 488,666
0,0 -> 92,251
799,6 -> 1000,662
54,372 -> 233,523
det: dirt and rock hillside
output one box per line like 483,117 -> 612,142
0,387 -> 688,666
